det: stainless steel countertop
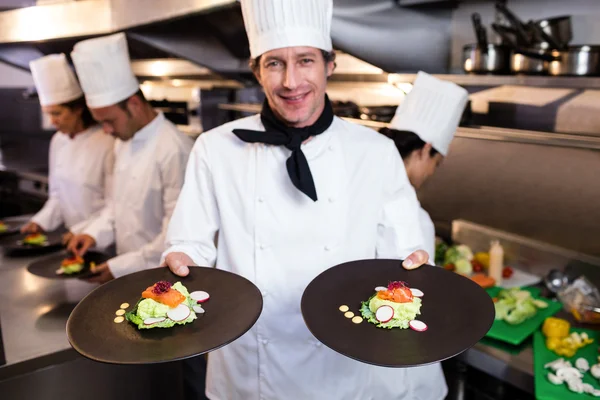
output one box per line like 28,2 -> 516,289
0,252 -> 99,366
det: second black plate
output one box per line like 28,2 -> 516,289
301,259 -> 495,368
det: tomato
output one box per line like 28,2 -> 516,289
502,266 -> 514,278
471,260 -> 483,273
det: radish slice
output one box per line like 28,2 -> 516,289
167,304 -> 191,321
144,317 -> 166,325
55,268 -> 64,275
190,291 -> 210,303
375,305 -> 394,323
409,320 -> 428,332
193,305 -> 205,314
410,288 -> 424,297
375,286 -> 387,292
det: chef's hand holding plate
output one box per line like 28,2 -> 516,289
20,221 -> 43,234
402,250 -> 429,270
67,233 -> 96,257
163,252 -> 198,277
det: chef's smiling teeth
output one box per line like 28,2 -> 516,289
281,94 -> 307,101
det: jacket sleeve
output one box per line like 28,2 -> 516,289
31,134 -> 63,231
162,135 -> 220,267
108,140 -> 192,278
376,141 -> 427,261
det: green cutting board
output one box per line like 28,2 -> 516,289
534,328 -> 600,400
485,286 -> 563,345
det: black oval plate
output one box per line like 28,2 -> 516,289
301,259 -> 495,368
2,230 -> 64,256
67,266 -> 263,365
27,250 -> 110,279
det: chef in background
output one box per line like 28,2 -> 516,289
21,54 -> 114,243
161,0 -> 438,399
379,71 -> 469,263
67,33 -> 193,284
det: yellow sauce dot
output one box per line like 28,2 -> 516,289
339,305 -> 349,313
352,316 -> 363,324
120,303 -> 129,309
344,311 -> 354,319
114,316 -> 124,323
115,309 -> 125,316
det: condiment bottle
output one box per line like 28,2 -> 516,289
489,240 -> 504,286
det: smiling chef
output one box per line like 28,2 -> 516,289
162,0 -> 445,399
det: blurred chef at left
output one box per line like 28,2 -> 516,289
21,53 -> 115,244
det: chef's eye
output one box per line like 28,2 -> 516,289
300,58 -> 314,65
265,60 -> 281,69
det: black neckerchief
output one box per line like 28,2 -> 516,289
232,95 -> 334,202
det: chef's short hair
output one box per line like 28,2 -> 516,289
249,49 -> 336,73
379,127 -> 439,159
63,96 -> 94,129
116,89 -> 148,111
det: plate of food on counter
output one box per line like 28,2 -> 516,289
0,220 -> 20,238
300,259 -> 495,367
534,317 -> 600,399
67,266 -> 263,364
26,250 -> 111,279
1,230 -> 64,255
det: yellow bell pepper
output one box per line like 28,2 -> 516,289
474,252 -> 490,269
546,337 -> 561,351
542,317 -> 570,339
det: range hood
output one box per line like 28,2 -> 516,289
0,0 -> 452,85
0,0 -> 256,83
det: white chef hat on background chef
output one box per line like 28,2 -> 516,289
389,72 -> 469,156
29,54 -> 83,107
241,0 -> 333,58
71,32 -> 139,108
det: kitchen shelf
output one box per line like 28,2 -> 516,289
388,74 -> 600,89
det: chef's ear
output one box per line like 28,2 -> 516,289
249,57 -> 262,85
423,143 -> 435,158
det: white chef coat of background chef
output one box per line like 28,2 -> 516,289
71,33 -> 193,278
389,71 -> 469,263
165,1 -> 446,399
28,54 -> 114,232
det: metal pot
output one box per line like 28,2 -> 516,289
463,43 -> 511,74
532,16 -> 572,49
548,45 -> 600,76
511,47 -> 549,74
514,45 -> 600,76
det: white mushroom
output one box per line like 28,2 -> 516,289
576,357 -> 590,373
545,358 -> 569,371
547,373 -> 563,385
556,367 -> 583,381
591,364 -> 600,379
582,383 -> 595,394
592,389 -> 600,397
567,379 -> 584,394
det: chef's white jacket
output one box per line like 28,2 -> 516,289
31,125 -> 114,232
83,113 -> 193,278
165,115 -> 448,400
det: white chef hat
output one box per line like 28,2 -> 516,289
241,0 -> 333,59
389,72 -> 469,156
29,54 -> 83,107
71,33 -> 139,108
